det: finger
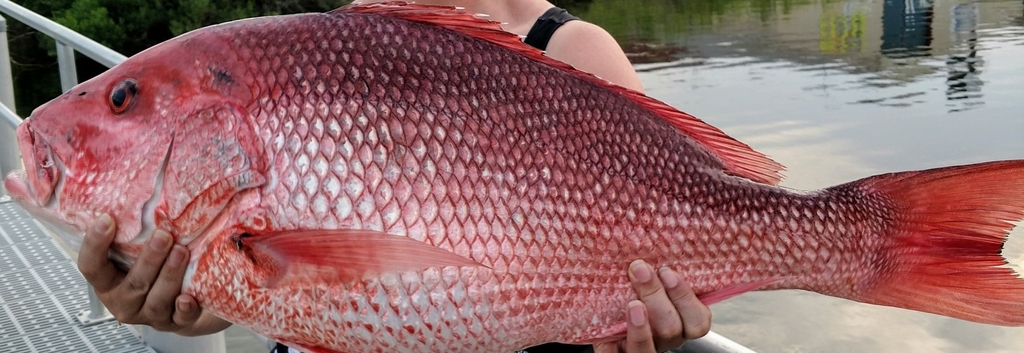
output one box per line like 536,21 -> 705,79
629,261 -> 684,350
592,342 -> 618,353
77,214 -> 124,293
173,294 -> 203,327
117,230 -> 174,315
624,301 -> 657,353
660,268 -> 712,340
142,244 -> 189,328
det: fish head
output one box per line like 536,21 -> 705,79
3,30 -> 261,266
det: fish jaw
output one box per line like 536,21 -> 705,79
16,121 -> 59,207
3,117 -> 173,260
5,121 -> 85,250
6,120 -> 58,208
5,169 -> 83,250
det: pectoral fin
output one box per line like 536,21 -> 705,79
242,229 -> 482,287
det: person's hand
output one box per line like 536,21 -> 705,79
77,214 -> 205,333
594,260 -> 712,353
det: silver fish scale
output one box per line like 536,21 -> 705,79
184,10 -> 888,353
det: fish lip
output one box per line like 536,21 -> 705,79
7,122 -> 77,251
13,123 -> 62,209
3,170 -> 30,201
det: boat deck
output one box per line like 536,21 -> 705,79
0,199 -> 154,353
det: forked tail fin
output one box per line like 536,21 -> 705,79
840,160 -> 1024,326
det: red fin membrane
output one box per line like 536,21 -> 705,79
336,2 -> 785,185
698,278 -> 785,305
246,229 -> 482,287
569,279 -> 783,346
839,160 -> 1024,326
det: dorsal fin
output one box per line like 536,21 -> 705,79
335,2 -> 786,185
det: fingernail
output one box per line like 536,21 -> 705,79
176,297 -> 193,312
149,232 -> 170,251
167,246 -> 186,267
630,260 -> 652,283
628,301 -> 646,326
94,214 -> 112,233
660,267 -> 679,289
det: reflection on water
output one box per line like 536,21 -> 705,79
573,0 -> 1024,114
946,3 -> 983,112
572,0 -> 1024,352
819,5 -> 865,55
881,0 -> 934,58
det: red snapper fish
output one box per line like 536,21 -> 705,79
5,3 -> 1024,352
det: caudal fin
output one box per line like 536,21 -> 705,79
841,160 -> 1024,326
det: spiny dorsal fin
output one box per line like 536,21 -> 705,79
336,2 -> 785,185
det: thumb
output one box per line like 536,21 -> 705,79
78,214 -> 124,293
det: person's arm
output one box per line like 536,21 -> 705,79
545,21 -> 645,93
78,214 -> 232,336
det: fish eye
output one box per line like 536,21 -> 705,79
110,79 -> 138,114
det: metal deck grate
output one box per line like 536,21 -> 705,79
0,200 -> 155,353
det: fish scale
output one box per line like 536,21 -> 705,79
181,8 -> 883,351
5,3 -> 1024,353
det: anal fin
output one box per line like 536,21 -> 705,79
698,278 -> 785,305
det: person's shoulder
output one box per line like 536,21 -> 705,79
544,20 -> 644,92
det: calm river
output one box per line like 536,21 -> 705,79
570,0 -> 1024,351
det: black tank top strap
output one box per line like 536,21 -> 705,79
524,7 -> 580,51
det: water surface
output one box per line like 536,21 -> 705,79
573,0 -> 1024,351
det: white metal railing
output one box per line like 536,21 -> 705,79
0,14 -> 13,111
0,0 -> 125,67
1,13 -> 18,201
0,0 -> 124,328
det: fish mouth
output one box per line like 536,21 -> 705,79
4,123 -> 76,248
8,124 -> 64,210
